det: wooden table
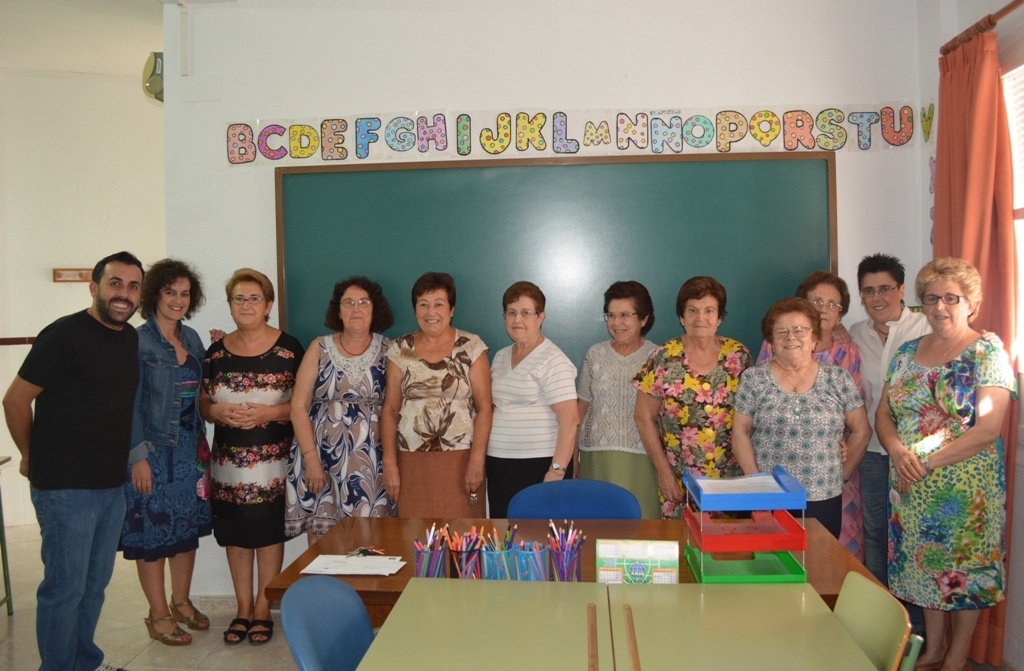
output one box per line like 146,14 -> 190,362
356,579 -> 874,670
266,516 -> 876,627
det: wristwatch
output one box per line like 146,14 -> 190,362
920,456 -> 933,475
549,461 -> 564,472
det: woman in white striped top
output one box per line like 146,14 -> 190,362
486,281 -> 579,518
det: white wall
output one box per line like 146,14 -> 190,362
0,70 -> 165,526
162,0 -> 932,593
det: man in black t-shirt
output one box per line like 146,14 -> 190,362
3,251 -> 144,671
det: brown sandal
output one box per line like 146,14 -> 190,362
145,613 -> 192,646
170,598 -> 210,631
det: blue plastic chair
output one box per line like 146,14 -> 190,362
507,479 -> 642,520
281,575 -> 375,671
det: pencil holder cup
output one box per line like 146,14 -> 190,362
549,547 -> 583,582
450,549 -> 482,579
481,548 -> 518,581
413,547 -> 448,578
514,544 -> 548,582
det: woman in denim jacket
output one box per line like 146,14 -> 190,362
120,259 -> 212,646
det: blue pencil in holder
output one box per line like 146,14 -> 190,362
481,548 -> 518,581
514,543 -> 548,582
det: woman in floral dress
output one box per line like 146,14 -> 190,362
877,258 -> 1015,671
381,272 -> 492,517
200,268 -> 303,646
634,276 -> 752,519
286,277 -> 396,544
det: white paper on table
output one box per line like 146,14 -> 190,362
300,554 -> 406,576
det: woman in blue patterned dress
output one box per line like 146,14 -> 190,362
200,268 -> 304,646
877,258 -> 1015,671
121,259 -> 212,646
285,277 -> 396,544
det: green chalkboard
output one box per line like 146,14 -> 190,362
275,153 -> 836,365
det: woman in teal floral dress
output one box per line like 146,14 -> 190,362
876,258 -> 1015,671
634,276 -> 751,519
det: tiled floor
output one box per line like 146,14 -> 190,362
0,524 -> 296,671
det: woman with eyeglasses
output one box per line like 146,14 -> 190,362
577,281 -> 660,517
487,281 -> 579,518
634,276 -> 752,519
380,272 -> 492,517
285,277 -> 396,547
200,268 -> 304,646
732,297 -> 870,538
754,271 -> 867,559
876,258 -> 1015,671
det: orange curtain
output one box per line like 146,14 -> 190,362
933,31 -> 1018,668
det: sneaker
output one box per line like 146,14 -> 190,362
95,664 -> 127,671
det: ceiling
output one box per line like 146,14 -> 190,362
0,0 -> 164,78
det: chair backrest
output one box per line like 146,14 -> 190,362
281,575 -> 375,671
506,479 -> 642,520
833,572 -> 911,671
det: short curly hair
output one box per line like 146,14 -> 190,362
603,281 -> 655,336
225,268 -> 275,322
761,297 -> 822,342
225,268 -> 275,303
795,270 -> 852,317
915,257 -> 983,323
411,272 -> 456,308
139,259 -> 204,321
324,276 -> 395,333
676,276 -> 727,320
502,281 -> 546,312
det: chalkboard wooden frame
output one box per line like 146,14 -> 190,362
275,152 -> 837,364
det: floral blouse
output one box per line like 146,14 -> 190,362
634,336 -> 752,486
386,330 -> 488,452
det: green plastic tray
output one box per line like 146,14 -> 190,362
684,544 -> 807,583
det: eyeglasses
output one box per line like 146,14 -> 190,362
859,285 -> 898,298
504,309 -> 538,319
604,311 -> 637,322
922,293 -> 968,305
773,326 -> 812,339
810,298 -> 841,312
341,298 -> 372,309
231,296 -> 265,305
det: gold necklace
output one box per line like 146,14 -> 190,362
936,333 -> 968,361
773,361 -> 814,393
